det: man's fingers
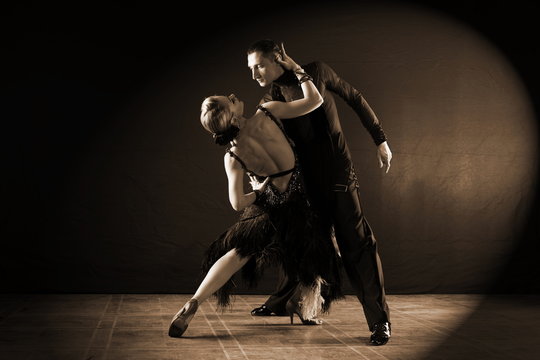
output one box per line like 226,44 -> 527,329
382,158 -> 391,173
376,142 -> 392,174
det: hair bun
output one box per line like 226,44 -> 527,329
213,125 -> 240,146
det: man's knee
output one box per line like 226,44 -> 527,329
337,230 -> 377,260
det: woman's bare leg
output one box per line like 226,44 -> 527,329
193,248 -> 250,304
169,249 -> 250,337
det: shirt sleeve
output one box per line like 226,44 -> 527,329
315,61 -> 387,145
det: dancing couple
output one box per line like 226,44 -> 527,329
169,40 -> 393,345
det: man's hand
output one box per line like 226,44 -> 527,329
377,141 -> 392,173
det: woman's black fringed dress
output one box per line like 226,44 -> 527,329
201,105 -> 343,313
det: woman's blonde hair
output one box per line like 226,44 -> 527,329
200,96 -> 239,146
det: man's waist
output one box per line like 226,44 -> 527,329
331,166 -> 358,191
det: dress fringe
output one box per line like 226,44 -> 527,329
201,174 -> 343,313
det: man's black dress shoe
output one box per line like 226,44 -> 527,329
370,322 -> 391,345
251,305 -> 286,316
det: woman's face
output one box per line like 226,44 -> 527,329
222,93 -> 244,120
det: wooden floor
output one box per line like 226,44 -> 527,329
0,294 -> 538,359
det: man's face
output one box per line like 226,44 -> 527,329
247,51 -> 282,87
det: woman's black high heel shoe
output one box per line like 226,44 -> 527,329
285,298 -> 323,325
168,299 -> 199,337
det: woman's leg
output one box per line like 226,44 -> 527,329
169,248 -> 250,337
192,248 -> 250,303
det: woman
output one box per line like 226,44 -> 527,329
169,44 -> 342,338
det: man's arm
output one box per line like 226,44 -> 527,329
315,61 -> 386,145
315,61 -> 392,172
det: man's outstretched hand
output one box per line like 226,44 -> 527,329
377,141 -> 392,173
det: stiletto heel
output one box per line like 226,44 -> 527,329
168,299 -> 199,337
285,298 -> 323,326
286,302 -> 295,324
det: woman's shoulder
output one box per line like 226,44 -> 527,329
256,103 -> 279,120
224,148 -> 244,169
223,147 -> 234,161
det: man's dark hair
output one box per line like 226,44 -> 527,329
247,39 -> 280,58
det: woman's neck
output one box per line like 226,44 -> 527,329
236,115 -> 247,129
230,116 -> 250,146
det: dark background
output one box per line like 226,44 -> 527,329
2,0 -> 539,296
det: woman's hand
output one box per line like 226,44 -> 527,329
249,175 -> 270,192
275,42 -> 301,71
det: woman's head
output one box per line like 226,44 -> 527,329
200,94 -> 244,146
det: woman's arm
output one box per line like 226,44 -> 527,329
263,44 -> 323,119
224,153 -> 269,211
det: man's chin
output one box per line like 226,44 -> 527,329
257,80 -> 268,87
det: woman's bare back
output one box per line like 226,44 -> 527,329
229,109 -> 295,192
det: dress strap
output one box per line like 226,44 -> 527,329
268,167 -> 295,178
227,148 -> 264,179
257,105 -> 283,130
227,148 -> 295,180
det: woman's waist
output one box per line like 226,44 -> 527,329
260,170 -> 304,205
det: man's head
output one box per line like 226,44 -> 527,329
247,39 -> 284,87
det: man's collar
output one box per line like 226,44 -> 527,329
273,70 -> 296,86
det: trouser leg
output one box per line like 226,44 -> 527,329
263,270 -> 298,315
332,171 -> 390,330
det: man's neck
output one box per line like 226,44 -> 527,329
273,68 -> 296,86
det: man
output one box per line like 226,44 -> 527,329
246,40 -> 392,345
